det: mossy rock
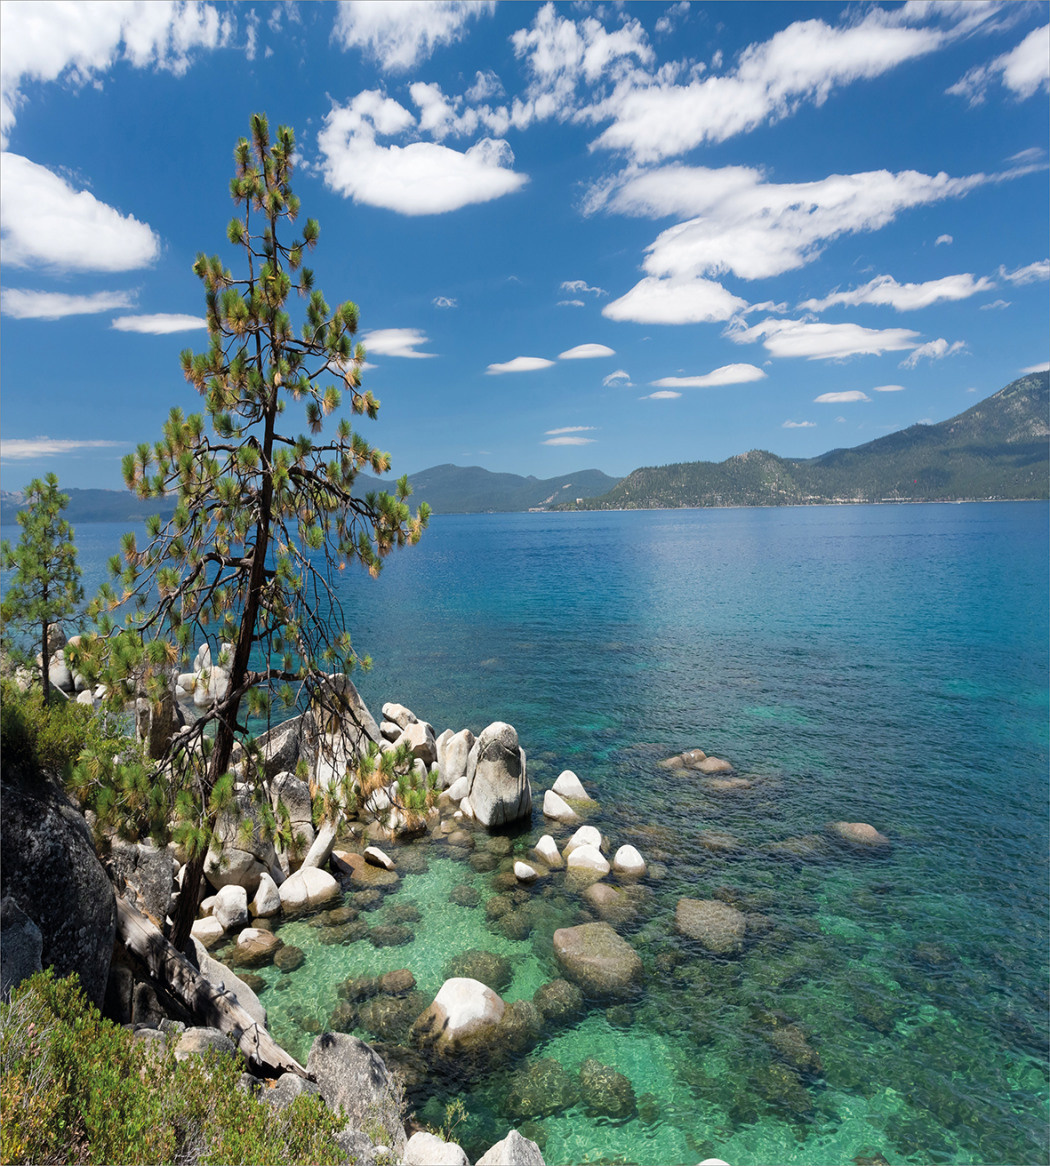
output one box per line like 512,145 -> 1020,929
324,904 -> 360,926
274,945 -> 305,973
358,991 -> 429,1043
533,979 -> 584,1025
580,1057 -> 637,1118
604,1004 -> 632,1028
329,1000 -> 358,1032
444,949 -> 512,992
337,974 -> 379,1002
450,883 -> 481,908
393,848 -> 429,874
469,851 -> 499,873
496,908 -> 532,941
238,971 -> 267,995
388,901 -> 422,924
352,889 -> 385,912
503,1057 -> 580,1119
753,1060 -> 812,1115
379,968 -> 417,995
368,924 -> 413,949
484,894 -> 514,921
318,919 -> 369,945
498,998 -> 543,1055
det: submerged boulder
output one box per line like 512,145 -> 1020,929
580,1057 -> 637,1118
411,977 -> 505,1058
829,821 -> 890,850
675,898 -> 746,954
552,922 -> 642,999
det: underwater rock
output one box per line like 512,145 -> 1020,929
445,948 -> 513,992
675,898 -> 747,954
237,971 -> 267,995
605,1003 -> 632,1028
450,883 -> 481,908
389,901 -> 422,924
230,927 -> 280,967
753,1059 -> 812,1114
496,907 -> 532,941
485,894 -> 514,920
583,882 -> 637,927
503,1057 -> 580,1119
533,978 -> 584,1025
329,1000 -> 358,1032
380,968 -> 417,995
698,756 -> 733,774
829,821 -> 890,850
763,834 -> 829,861
553,921 -> 642,998
446,829 -> 476,851
659,748 -> 707,770
411,977 -> 506,1058
698,830 -> 742,854
318,919 -> 368,945
352,888 -> 385,912
323,904 -> 360,926
487,835 -> 514,857
470,851 -> 500,873
359,991 -> 428,1043
274,944 -> 305,972
753,1010 -> 823,1074
499,998 -> 544,1055
542,790 -> 579,825
333,851 -> 400,889
368,923 -> 413,948
337,974 -> 380,1002
579,1057 -> 637,1118
705,776 -> 753,792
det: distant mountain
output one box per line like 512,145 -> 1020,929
558,372 -> 1049,511
1,466 -> 622,525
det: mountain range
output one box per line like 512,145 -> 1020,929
1,373 -> 1046,525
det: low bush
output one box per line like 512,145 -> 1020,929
0,970 -> 349,1165
0,679 -> 97,781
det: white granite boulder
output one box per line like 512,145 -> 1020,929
563,825 -> 603,857
552,770 -> 590,801
553,922 -> 642,998
465,722 -> 531,828
612,845 -> 647,877
477,1129 -> 546,1165
278,866 -> 339,912
405,1131 -> 470,1166
542,790 -> 579,825
533,835 -> 564,869
213,884 -> 249,932
411,977 -> 506,1057
566,845 -> 610,876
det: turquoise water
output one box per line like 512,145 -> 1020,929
10,503 -> 1048,1164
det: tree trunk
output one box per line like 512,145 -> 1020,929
117,897 -> 306,1078
41,617 -> 50,706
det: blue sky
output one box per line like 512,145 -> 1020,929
1,0 -> 1047,491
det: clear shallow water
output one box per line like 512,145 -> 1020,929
9,503 -> 1048,1165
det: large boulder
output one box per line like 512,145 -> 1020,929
279,866 -> 340,912
269,770 -> 315,865
204,791 -> 280,897
307,1033 -> 407,1157
466,723 -> 532,828
439,729 -> 475,790
109,840 -> 176,926
552,922 -> 642,999
405,1131 -> 470,1166
552,770 -> 590,801
579,1057 -> 636,1118
190,937 -> 267,1029
829,821 -> 891,850
1,896 -> 42,1000
411,977 -> 506,1058
255,716 -> 307,779
0,776 -> 116,1008
214,884 -> 249,932
302,674 -> 382,775
477,1130 -> 546,1166
675,898 -> 747,954
542,790 -> 579,825
394,720 -> 438,766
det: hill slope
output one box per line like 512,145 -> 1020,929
561,372 -> 1049,510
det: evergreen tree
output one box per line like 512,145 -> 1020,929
70,115 -> 428,948
1,474 -> 83,705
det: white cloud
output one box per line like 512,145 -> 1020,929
0,1 -> 232,145
596,164 -> 986,282
317,92 -> 527,215
999,259 -> 1050,284
948,23 -> 1049,106
641,390 -> 682,400
872,384 -> 906,392
1,437 -> 125,459
0,153 -> 160,271
545,426 -> 596,435
466,69 -> 504,103
590,9 -> 948,164
604,276 -> 748,324
332,1 -> 495,71
814,391 -> 870,404
731,318 -> 920,361
543,435 -> 596,445
603,369 -> 632,387
1,288 -> 136,320
111,313 -> 206,333
899,338 -> 967,368
560,279 -> 606,297
936,233 -> 953,245
432,295 -> 457,308
558,299 -> 586,308
799,272 -> 994,312
486,356 -> 555,375
361,327 -> 435,358
980,299 -> 1011,311
558,343 -> 615,360
651,362 -> 766,389
782,420 -> 815,428
1022,361 -> 1050,374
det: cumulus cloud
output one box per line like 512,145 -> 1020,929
486,356 -> 555,374
651,362 -> 766,389
432,295 -> 457,308
604,276 -> 748,324
948,23 -> 1049,106
814,391 -> 869,403
899,338 -> 967,368
1,437 -> 125,459
602,369 -> 633,387
0,0 -> 233,147
543,434 -> 596,445
111,313 -> 206,333
594,164 -> 986,283
641,390 -> 682,400
999,259 -> 1050,284
558,343 -> 615,359
872,384 -> 906,392
317,91 -> 527,215
1,153 -> 160,271
782,420 -> 815,427
730,318 -> 920,361
799,272 -> 994,312
332,1 -> 495,71
1,288 -> 136,320
361,327 -> 435,358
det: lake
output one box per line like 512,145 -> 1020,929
7,502 -> 1049,1165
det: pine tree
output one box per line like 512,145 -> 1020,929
70,115 -> 428,948
1,474 -> 84,705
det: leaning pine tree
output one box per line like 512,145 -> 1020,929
70,115 -> 428,949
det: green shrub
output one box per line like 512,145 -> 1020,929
0,678 -> 99,781
0,970 -> 350,1165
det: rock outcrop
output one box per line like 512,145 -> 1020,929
465,722 -> 532,828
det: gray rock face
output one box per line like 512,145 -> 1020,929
256,717 -> 306,780
135,684 -> 182,760
190,938 -> 267,1029
307,1033 -> 407,1156
0,777 -> 116,1008
675,898 -> 747,954
1,896 -> 42,1000
477,1129 -> 547,1166
439,729 -> 475,789
174,1026 -> 237,1062
466,722 -> 532,828
214,884 -> 249,933
204,791 -> 280,896
261,1071 -> 321,1109
552,922 -> 642,999
110,840 -> 175,925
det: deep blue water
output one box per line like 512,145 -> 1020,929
6,503 -> 1048,1164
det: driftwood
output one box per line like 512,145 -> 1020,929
116,898 -> 306,1078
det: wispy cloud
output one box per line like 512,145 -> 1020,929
432,295 -> 458,308
560,279 -> 606,297
799,272 -> 994,313
814,391 -> 870,404
782,420 -> 815,428
1,288 -> 136,320
361,327 -> 436,357
872,384 -> 906,392
651,362 -> 766,389
1022,361 -> 1050,374
558,343 -> 615,359
730,319 -> 920,361
640,390 -> 682,400
936,234 -> 953,245
557,298 -> 586,308
1,437 -> 125,459
545,426 -> 596,435
899,338 -> 966,368
112,313 -> 206,334
979,299 -> 1011,311
999,259 -> 1049,284
948,23 -> 1049,106
602,369 -> 633,387
486,355 -> 555,374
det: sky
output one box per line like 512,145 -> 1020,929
0,0 -> 1047,491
